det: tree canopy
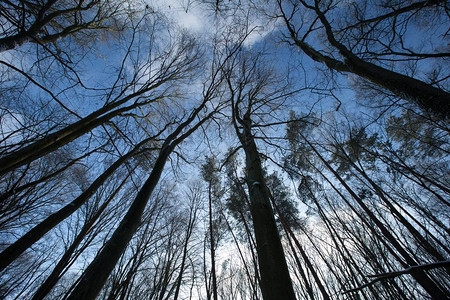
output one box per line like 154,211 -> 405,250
0,1 -> 448,299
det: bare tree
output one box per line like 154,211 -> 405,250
277,0 -> 450,118
64,40 -> 237,298
0,28 -> 201,175
225,50 -> 297,300
0,0 -> 126,52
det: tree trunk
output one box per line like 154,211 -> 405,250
31,174 -> 128,300
285,234 -> 315,300
65,142 -> 172,300
347,57 -> 450,118
207,182 -> 218,300
65,95 -> 213,299
281,1 -> 450,119
0,96 -> 154,175
0,34 -> 35,52
238,118 -> 297,300
173,203 -> 196,300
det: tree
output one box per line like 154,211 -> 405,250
0,0 -> 126,52
1,1 -> 449,299
31,172 -> 131,300
0,135 -> 157,271
0,28 -> 201,175
63,38 -> 236,299
225,49 -> 297,300
200,156 -> 225,300
284,112 -> 449,298
277,0 -> 450,119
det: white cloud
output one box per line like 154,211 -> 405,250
149,0 -> 210,33
147,0 -> 275,47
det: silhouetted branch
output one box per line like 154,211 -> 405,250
343,260 -> 450,294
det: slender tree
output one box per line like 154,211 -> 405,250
225,51 -> 297,300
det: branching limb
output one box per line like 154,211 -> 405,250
342,260 -> 450,294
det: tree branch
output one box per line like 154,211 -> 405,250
342,260 -> 450,294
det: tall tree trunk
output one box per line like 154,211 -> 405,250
221,210 -> 260,297
279,214 -> 331,300
280,1 -> 450,119
285,234 -> 315,300
346,57 -> 450,118
65,94 -> 214,299
65,142 -> 173,300
334,144 -> 450,259
0,144 -> 102,203
312,193 -> 378,298
237,116 -> 297,300
207,182 -> 218,300
173,204 -> 197,300
350,158 -> 450,264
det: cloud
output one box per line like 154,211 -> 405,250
147,0 -> 274,47
149,0 -> 209,33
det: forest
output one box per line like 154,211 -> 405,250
0,0 -> 449,299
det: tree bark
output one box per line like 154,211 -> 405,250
31,174 -> 129,300
280,0 -> 450,119
207,182 -> 218,300
173,204 -> 196,300
65,90 -> 215,299
346,58 -> 450,119
279,212 -> 330,300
